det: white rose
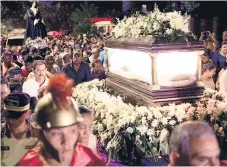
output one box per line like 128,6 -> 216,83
169,120 -> 176,126
152,119 -> 159,128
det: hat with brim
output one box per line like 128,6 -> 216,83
1,110 -> 26,119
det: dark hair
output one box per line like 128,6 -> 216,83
202,62 -> 216,74
79,105 -> 92,115
222,40 -> 227,46
30,97 -> 38,111
0,77 -> 9,87
9,82 -> 22,93
33,60 -> 47,69
92,59 -> 102,68
24,56 -> 34,64
21,49 -> 28,56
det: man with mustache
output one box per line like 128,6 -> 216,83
23,60 -> 49,98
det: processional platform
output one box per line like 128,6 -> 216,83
105,37 -> 205,106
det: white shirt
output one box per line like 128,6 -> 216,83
219,69 -> 227,94
23,77 -> 49,98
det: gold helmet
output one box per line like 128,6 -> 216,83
34,74 -> 82,129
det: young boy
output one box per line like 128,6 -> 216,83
78,105 -> 100,157
92,59 -> 106,80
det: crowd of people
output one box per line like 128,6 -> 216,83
0,30 -> 227,166
200,31 -> 227,93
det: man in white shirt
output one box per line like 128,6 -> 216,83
219,69 -> 227,94
23,60 -> 49,98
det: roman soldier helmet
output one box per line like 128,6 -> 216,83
33,74 -> 82,162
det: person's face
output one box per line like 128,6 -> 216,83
11,74 -> 23,82
78,114 -> 93,144
94,62 -> 102,73
5,46 -> 11,52
0,84 -> 10,104
73,54 -> 83,65
34,64 -> 47,80
25,62 -> 33,72
56,58 -> 63,67
4,55 -> 12,65
201,55 -> 209,64
64,48 -> 69,53
220,44 -> 227,54
188,136 -> 220,166
222,32 -> 227,41
53,47 -> 59,54
63,56 -> 71,64
6,111 -> 29,128
43,124 -> 79,164
47,59 -> 55,68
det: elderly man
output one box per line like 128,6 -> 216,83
169,121 -> 220,166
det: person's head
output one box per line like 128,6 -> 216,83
21,49 -> 29,61
222,31 -> 227,41
30,47 -> 39,57
201,52 -> 210,64
11,54 -> 19,63
33,60 -> 47,80
202,62 -> 216,78
34,74 -> 83,165
24,56 -> 34,73
53,45 -> 59,55
72,50 -> 83,65
9,81 -> 23,93
92,59 -> 103,74
78,106 -> 94,145
169,121 -> 220,166
2,93 -> 31,128
220,41 -> 227,55
55,56 -> 63,68
91,48 -> 99,58
0,78 -> 10,108
31,1 -> 38,8
63,45 -> 69,53
203,40 -> 215,52
2,52 -> 12,66
45,55 -> 55,70
5,45 -> 11,52
63,54 -> 71,65
6,67 -> 23,82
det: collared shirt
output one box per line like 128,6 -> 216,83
22,77 -> 49,98
92,70 -> 106,80
61,62 -> 94,85
1,122 -> 38,166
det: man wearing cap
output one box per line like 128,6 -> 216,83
1,93 -> 38,166
6,67 -> 24,83
17,74 -> 105,166
61,50 -> 94,85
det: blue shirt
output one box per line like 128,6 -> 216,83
61,62 -> 94,85
99,50 -> 107,65
211,52 -> 227,70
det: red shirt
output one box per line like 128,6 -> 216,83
17,145 -> 106,166
21,66 -> 31,77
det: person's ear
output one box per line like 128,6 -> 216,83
169,152 -> 180,166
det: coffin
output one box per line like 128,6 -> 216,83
105,37 -> 205,106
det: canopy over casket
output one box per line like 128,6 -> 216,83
105,36 -> 204,106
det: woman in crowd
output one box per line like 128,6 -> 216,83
201,62 -> 216,90
78,105 -> 100,157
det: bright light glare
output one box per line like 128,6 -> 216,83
107,48 -> 152,83
156,51 -> 198,86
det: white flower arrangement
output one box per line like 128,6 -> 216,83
25,37 -> 48,49
112,4 -> 190,40
73,80 -> 227,159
